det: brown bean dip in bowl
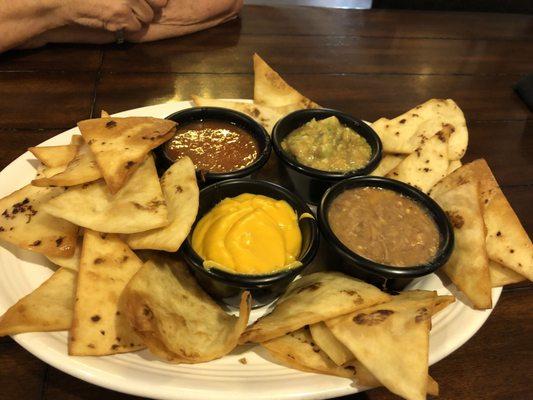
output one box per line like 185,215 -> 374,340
318,176 -> 454,291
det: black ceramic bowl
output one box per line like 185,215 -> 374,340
317,176 -> 454,292
272,108 -> 382,205
156,107 -> 271,185
182,179 -> 319,308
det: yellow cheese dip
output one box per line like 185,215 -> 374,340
192,193 -> 302,275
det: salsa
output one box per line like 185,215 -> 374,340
281,116 -> 371,172
328,187 -> 440,267
164,120 -> 259,173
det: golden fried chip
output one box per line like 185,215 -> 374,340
327,291 -> 437,400
386,125 -> 452,193
371,154 -> 405,177
78,116 -> 176,193
124,256 -> 250,363
46,236 -> 82,270
191,95 -> 301,134
489,260 -> 526,287
100,110 -> 110,117
371,99 -> 468,160
262,327 -> 379,385
239,272 -> 391,344
41,156 -> 168,234
0,268 -> 76,336
127,156 -> 199,251
309,321 -> 354,366
435,182 -> 492,309
447,159 -> 462,175
32,148 -> 102,187
69,230 -> 144,356
430,159 -> 533,280
0,184 -> 77,257
29,145 -> 79,168
433,295 -> 455,315
253,53 -> 320,109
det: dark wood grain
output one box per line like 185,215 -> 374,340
103,33 -> 533,75
0,72 -> 95,129
0,5 -> 531,400
0,339 -> 47,400
239,6 -> 533,40
0,129 -> 63,170
0,45 -> 102,72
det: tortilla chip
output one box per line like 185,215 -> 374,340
371,154 -> 405,177
386,125 -> 451,193
253,54 -> 320,109
46,236 -> 82,270
371,99 -> 468,160
41,156 -> 168,234
70,134 -> 84,146
31,148 -> 102,187
327,290 -> 437,400
69,230 -> 144,356
0,268 -> 76,336
309,321 -> 354,366
77,116 -> 176,193
262,327 -> 379,385
447,159 -> 462,175
433,295 -> 456,315
430,159 -> 533,280
29,145 -> 79,168
239,272 -> 391,344
191,95 -> 300,134
100,110 -> 110,118
0,184 -> 77,257
124,255 -> 250,363
127,157 -> 198,251
489,260 -> 526,287
435,182 -> 492,309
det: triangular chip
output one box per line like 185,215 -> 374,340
386,125 -> 451,193
435,182 -> 492,309
29,145 -> 79,168
41,156 -> 168,234
124,255 -> 250,363
489,260 -> 526,287
0,184 -> 77,257
47,236 -> 82,270
262,327 -> 379,386
371,99 -> 468,160
371,154 -> 405,177
191,95 -> 301,134
32,147 -> 102,187
430,159 -> 533,280
69,230 -> 144,356
127,157 -> 198,251
309,321 -> 354,366
447,159 -> 462,175
253,54 -> 320,108
100,110 -> 110,118
0,268 -> 76,336
433,294 -> 455,315
239,272 -> 391,344
77,116 -> 176,193
327,290 -> 437,400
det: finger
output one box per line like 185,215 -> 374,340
145,0 -> 168,8
128,0 -> 155,24
121,13 -> 143,32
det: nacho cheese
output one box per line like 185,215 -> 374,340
192,193 -> 301,274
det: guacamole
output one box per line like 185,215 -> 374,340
281,116 -> 371,172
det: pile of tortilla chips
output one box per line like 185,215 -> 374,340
0,54 -> 531,400
240,272 -> 455,400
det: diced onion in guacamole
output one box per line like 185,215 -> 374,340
281,116 -> 371,172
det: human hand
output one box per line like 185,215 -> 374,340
60,0 -> 168,32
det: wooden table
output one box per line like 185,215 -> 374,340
0,5 -> 532,400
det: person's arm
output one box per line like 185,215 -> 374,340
0,0 -> 166,53
0,0 -> 65,53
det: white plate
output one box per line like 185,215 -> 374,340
0,101 -> 501,400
